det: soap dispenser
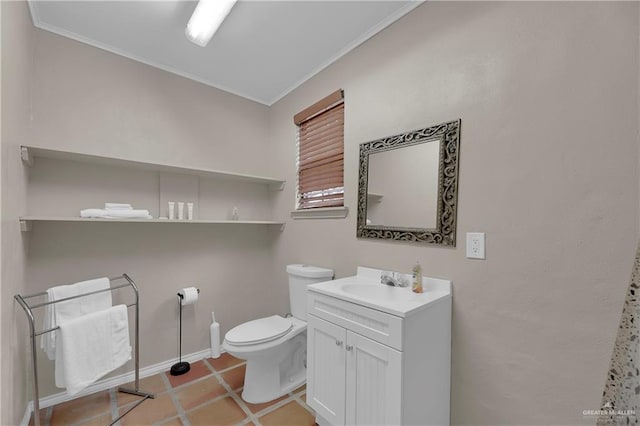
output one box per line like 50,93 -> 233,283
412,261 -> 423,293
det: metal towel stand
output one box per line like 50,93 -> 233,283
14,274 -> 155,426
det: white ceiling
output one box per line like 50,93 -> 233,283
28,1 -> 421,105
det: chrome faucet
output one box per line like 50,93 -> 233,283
380,271 -> 409,287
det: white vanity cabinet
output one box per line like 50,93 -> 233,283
306,267 -> 452,426
308,314 -> 402,425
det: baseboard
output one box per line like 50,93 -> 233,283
22,348 -> 215,425
20,402 -> 33,426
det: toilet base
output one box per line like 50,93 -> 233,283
241,367 -> 306,404
239,332 -> 307,404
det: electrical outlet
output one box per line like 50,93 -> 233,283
466,232 -> 485,259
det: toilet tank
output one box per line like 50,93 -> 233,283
287,264 -> 334,320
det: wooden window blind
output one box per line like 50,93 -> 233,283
295,90 -> 344,210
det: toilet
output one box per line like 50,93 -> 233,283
222,264 -> 334,404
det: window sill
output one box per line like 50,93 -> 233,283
291,206 -> 349,220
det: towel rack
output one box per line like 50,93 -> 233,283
15,274 -> 154,426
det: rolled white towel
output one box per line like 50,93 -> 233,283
104,203 -> 133,210
81,209 -> 108,218
103,209 -> 151,219
80,209 -> 152,219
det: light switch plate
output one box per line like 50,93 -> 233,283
466,232 -> 485,259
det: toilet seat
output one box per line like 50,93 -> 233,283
225,315 -> 293,346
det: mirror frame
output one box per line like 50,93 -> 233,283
356,119 -> 461,246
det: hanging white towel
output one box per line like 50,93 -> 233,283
41,277 -> 112,361
57,304 -> 131,396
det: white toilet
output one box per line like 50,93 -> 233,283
222,264 -> 333,404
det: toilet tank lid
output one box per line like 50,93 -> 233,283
286,264 -> 334,279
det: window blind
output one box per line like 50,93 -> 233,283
296,91 -> 344,210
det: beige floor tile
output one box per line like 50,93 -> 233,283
259,401 -> 315,426
187,396 -> 247,426
221,364 -> 246,391
166,360 -> 212,388
175,376 -> 227,410
158,416 -> 185,426
238,391 -> 288,414
77,412 -> 113,426
117,374 -> 167,406
120,393 -> 177,426
207,353 -> 244,372
116,392 -> 154,411
49,391 -> 111,425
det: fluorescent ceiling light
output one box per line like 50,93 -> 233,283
186,0 -> 238,47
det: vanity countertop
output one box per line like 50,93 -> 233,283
307,266 -> 451,318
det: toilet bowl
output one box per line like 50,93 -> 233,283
222,264 -> 333,404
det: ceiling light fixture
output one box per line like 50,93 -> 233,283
185,0 -> 238,47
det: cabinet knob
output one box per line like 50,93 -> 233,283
335,340 -> 343,347
346,345 -> 353,351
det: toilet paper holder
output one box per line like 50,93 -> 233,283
171,287 -> 201,376
176,288 -> 200,300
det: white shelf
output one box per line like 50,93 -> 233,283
367,193 -> 383,202
19,216 -> 285,232
20,146 -> 286,190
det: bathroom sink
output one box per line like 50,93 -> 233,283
308,267 -> 451,317
340,283 -> 421,304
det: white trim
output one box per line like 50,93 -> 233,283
291,206 -> 349,220
268,1 -> 424,105
19,402 -> 33,426
23,348 -> 213,422
27,0 -> 40,29
27,1 -> 423,106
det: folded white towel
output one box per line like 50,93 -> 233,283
80,209 -> 152,219
104,203 -> 133,210
41,278 -> 112,362
57,304 -> 131,395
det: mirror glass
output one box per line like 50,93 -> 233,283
366,140 -> 440,229
356,119 -> 461,246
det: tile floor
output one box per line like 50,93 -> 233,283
30,353 -> 316,426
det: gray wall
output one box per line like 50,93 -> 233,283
1,1 -> 33,424
13,5 -> 284,408
269,2 -> 639,424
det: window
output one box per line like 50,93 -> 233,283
294,89 -> 344,210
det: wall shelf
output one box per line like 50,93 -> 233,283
366,193 -> 383,202
20,146 -> 286,191
19,216 -> 285,232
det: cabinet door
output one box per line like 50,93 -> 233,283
307,315 -> 347,426
345,331 -> 402,426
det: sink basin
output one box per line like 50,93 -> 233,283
340,283 -> 421,303
308,267 -> 451,317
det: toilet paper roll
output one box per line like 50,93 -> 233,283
178,287 -> 199,306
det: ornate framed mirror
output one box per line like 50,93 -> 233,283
356,119 -> 461,246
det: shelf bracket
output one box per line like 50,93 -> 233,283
21,146 -> 33,167
20,220 -> 32,232
269,181 -> 286,192
280,223 -> 286,232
